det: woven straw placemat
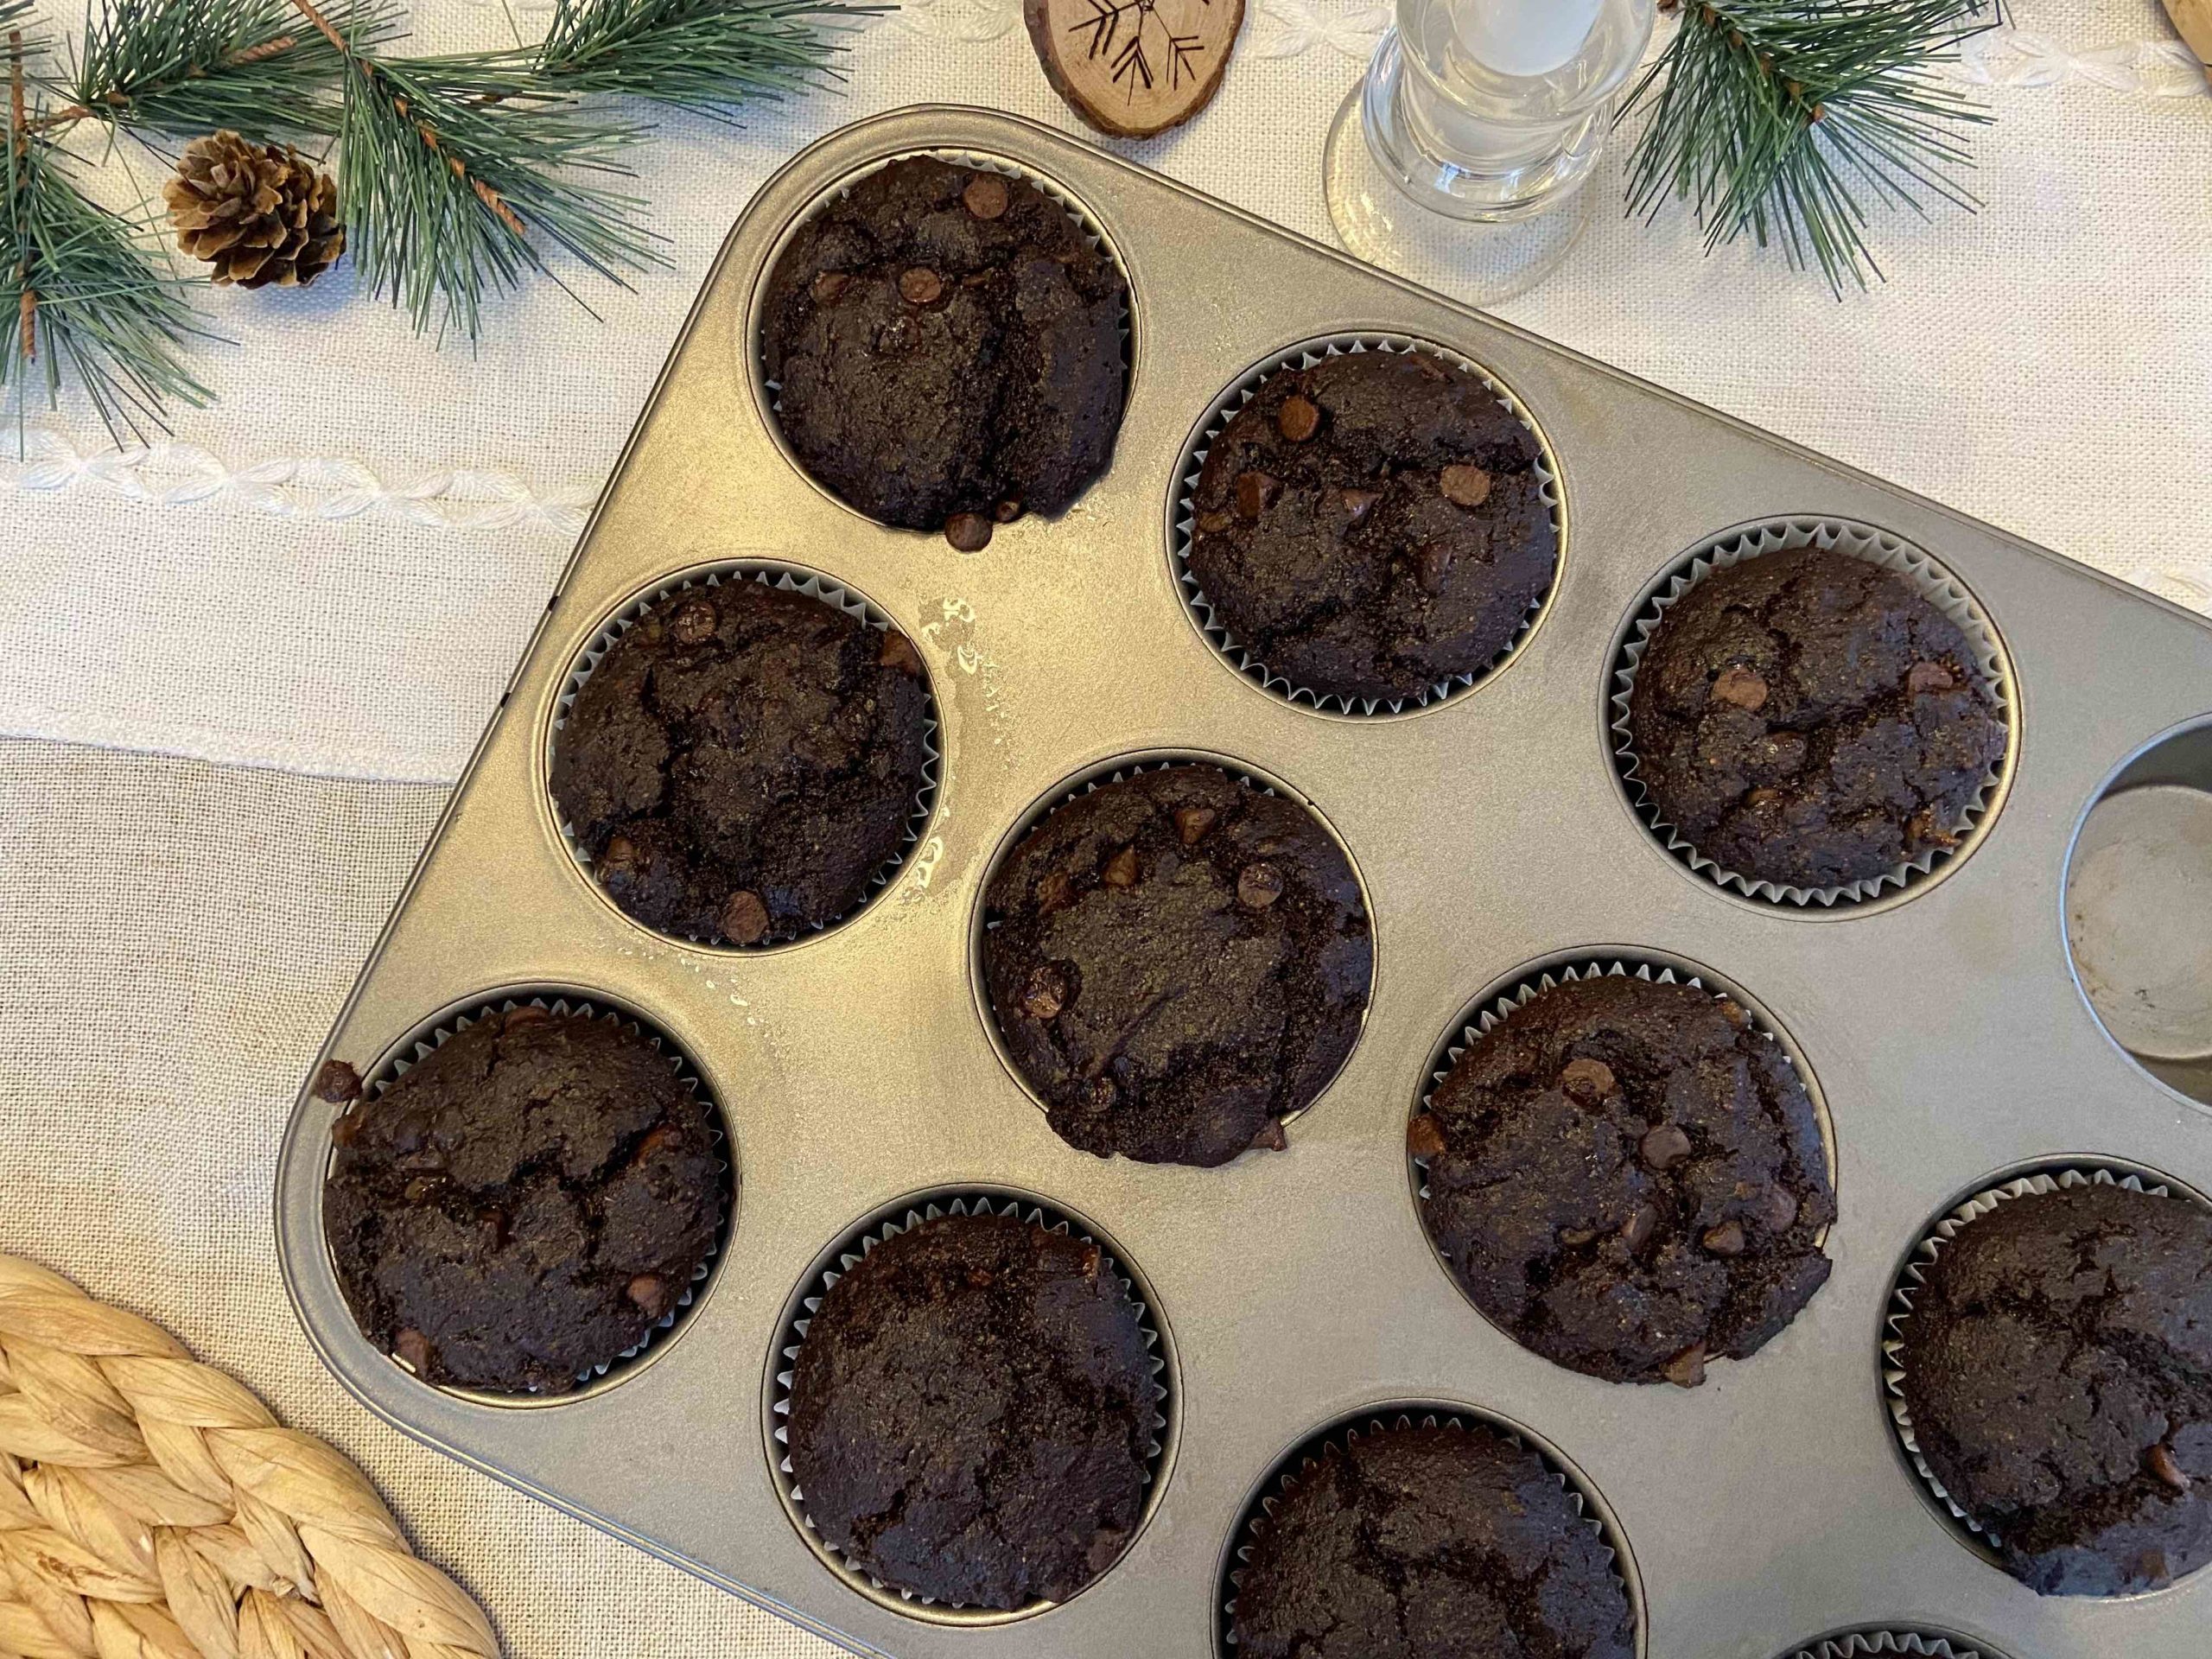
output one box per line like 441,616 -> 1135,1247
0,1253 -> 499,1659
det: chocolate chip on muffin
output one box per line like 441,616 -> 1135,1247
1419,973 -> 1834,1385
550,578 -> 931,946
324,1006 -> 725,1394
982,765 -> 1372,1166
760,156 -> 1128,540
1896,1181 -> 2212,1596
1625,545 -> 2005,891
1230,1421 -> 1634,1659
784,1211 -> 1154,1609
1187,350 -> 1554,704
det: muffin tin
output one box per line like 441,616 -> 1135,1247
273,105 -> 2212,1659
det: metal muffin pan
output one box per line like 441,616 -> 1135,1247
274,105 -> 2212,1659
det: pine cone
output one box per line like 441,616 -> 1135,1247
164,131 -> 345,290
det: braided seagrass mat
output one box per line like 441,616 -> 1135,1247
0,1254 -> 499,1659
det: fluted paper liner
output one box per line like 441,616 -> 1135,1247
328,994 -> 734,1401
0,1253 -> 500,1659
769,1192 -> 1172,1622
1218,1407 -> 1637,1653
1610,518 -> 2012,906
1784,1631 -> 2003,1659
550,561 -> 942,950
1172,334 -> 1563,717
1881,1162 -> 2211,1549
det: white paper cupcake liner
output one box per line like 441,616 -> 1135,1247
768,1191 -> 1173,1624
1782,1631 -> 2004,1659
974,753 -> 1372,1134
328,993 -> 734,1404
550,561 -> 942,950
1171,334 -> 1564,717
1609,518 -> 2014,907
1217,1406 -> 1639,1654
1410,956 -> 1832,1210
1881,1161 -> 2212,1551
757,148 -> 1133,522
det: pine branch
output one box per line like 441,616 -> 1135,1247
62,0 -> 401,142
523,0 -> 879,117
292,0 -> 661,340
1623,0 -> 1999,294
8,35 -> 211,447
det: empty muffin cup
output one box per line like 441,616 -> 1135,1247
1172,334 -> 1563,717
1610,518 -> 2013,908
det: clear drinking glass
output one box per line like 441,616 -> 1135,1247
1322,0 -> 1656,304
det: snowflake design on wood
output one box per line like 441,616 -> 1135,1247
1068,0 -> 1213,99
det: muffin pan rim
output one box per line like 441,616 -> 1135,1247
272,105 -> 2212,1659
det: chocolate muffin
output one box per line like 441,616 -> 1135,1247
760,156 -> 1128,541
550,578 -> 931,946
1188,350 -> 1555,704
1895,1181 -> 2212,1596
324,1006 -> 725,1394
1416,973 -> 1834,1386
982,765 -> 1372,1167
1230,1421 -> 1634,1659
1624,544 -> 2005,892
784,1211 -> 1155,1609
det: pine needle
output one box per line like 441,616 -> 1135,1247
330,49 -> 662,339
1623,0 -> 1999,294
64,0 -> 401,141
5,92 -> 212,447
526,0 -> 880,117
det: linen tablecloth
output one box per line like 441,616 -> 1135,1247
2,2 -> 2206,1652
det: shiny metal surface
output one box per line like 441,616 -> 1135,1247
276,105 -> 2212,1659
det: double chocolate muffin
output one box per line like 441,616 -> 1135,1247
982,765 -> 1373,1167
324,1006 -> 725,1394
760,156 -> 1128,544
1415,973 -> 1834,1387
784,1211 -> 1155,1609
1187,349 -> 1555,704
1624,544 -> 2005,892
1230,1421 -> 1635,1659
550,578 -> 931,946
1895,1181 -> 2212,1596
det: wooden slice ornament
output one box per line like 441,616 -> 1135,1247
2164,0 -> 2211,67
1026,0 -> 1247,138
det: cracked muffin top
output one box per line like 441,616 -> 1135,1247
324,1006 -> 726,1394
784,1211 -> 1155,1609
1230,1421 -> 1635,1659
1187,349 -> 1555,704
982,765 -> 1373,1168
1624,545 -> 2005,892
1897,1181 -> 2212,1597
1415,973 -> 1834,1387
760,156 -> 1128,543
550,577 -> 931,946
